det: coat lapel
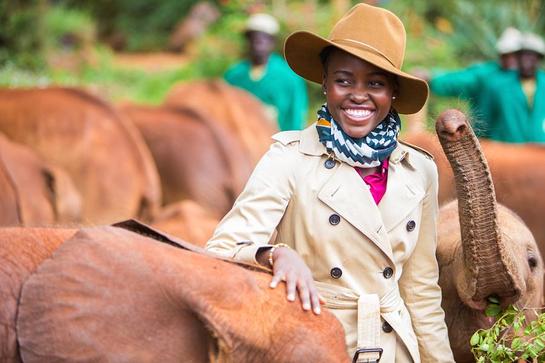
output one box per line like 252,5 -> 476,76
318,162 -> 395,263
378,147 -> 425,232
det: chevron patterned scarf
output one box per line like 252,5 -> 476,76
316,103 -> 400,168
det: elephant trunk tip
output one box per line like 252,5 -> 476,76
469,283 -> 522,311
435,109 -> 469,142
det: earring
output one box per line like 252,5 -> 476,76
323,91 -> 327,95
392,96 -> 396,100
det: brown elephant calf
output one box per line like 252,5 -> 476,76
120,104 -> 252,217
164,80 -> 277,165
5,226 -> 348,362
0,87 -> 161,224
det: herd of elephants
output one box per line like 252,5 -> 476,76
1,81 -> 544,362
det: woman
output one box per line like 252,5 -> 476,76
206,3 -> 454,362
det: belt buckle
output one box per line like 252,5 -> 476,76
352,347 -> 383,363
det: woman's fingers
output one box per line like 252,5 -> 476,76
309,286 -> 322,315
296,279 -> 311,311
269,270 -> 284,288
286,271 -> 297,301
267,251 -> 322,315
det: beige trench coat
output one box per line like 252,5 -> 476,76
206,124 -> 454,363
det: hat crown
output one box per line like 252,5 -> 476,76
521,32 -> 545,56
245,13 -> 279,36
495,27 -> 522,54
328,4 -> 406,69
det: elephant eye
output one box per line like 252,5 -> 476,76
528,255 -> 538,270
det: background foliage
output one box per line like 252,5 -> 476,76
1,0 -> 544,124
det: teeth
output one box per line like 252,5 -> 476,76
345,109 -> 372,118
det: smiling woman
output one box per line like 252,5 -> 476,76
206,3 -> 454,363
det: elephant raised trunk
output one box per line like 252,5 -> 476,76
436,110 -> 522,307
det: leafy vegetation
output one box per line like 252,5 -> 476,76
0,0 -> 45,69
471,302 -> 545,362
59,0 -> 205,51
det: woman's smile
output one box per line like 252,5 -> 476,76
342,107 -> 374,122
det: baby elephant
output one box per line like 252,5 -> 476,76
433,109 -> 544,362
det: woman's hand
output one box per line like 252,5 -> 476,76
259,246 -> 323,315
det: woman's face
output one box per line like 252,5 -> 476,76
322,49 -> 396,139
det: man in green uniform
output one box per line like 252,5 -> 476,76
224,13 -> 309,131
479,32 -> 545,143
428,27 -> 522,136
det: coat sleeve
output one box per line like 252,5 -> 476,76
398,161 -> 455,363
205,141 -> 296,264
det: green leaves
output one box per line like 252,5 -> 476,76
471,332 -> 481,346
485,303 -> 502,317
471,305 -> 545,362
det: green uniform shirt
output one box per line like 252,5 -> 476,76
480,69 -> 545,143
431,63 -> 545,143
224,53 -> 308,131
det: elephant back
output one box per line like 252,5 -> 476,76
164,79 -> 277,165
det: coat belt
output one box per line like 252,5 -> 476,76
316,282 -> 413,363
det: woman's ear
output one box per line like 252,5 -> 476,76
321,76 -> 327,95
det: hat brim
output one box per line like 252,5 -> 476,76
284,31 -> 428,115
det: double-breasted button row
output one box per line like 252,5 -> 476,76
382,321 -> 393,333
331,266 -> 394,280
406,220 -> 416,232
329,214 -> 341,225
382,267 -> 394,279
330,267 -> 343,279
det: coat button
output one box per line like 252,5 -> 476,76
406,220 -> 416,232
324,159 -> 336,169
330,267 -> 343,279
383,267 -> 394,279
329,214 -> 341,225
382,321 -> 393,333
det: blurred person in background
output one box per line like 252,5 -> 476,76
224,13 -> 309,131
421,27 -> 522,135
478,31 -> 545,142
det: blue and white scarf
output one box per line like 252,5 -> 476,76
316,104 -> 400,168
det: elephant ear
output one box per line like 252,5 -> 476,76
0,227 -> 75,362
41,163 -> 82,224
16,227 -> 348,363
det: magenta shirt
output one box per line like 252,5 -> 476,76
355,158 -> 389,205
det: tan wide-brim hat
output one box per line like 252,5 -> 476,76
284,3 -> 428,114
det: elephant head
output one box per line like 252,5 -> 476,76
434,110 -> 544,362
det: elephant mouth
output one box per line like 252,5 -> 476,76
473,312 -> 496,329
449,303 -> 497,333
